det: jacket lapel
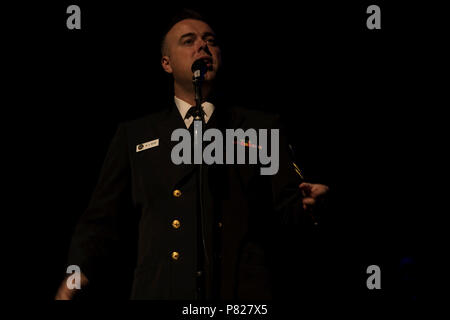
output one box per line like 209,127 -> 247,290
154,103 -> 196,192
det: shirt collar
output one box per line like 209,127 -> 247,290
174,96 -> 215,125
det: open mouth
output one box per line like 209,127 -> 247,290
198,57 -> 213,70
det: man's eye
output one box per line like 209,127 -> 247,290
183,39 -> 194,45
206,38 -> 217,45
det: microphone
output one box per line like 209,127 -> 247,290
191,59 -> 208,121
191,59 -> 208,81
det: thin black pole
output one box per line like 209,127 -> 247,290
192,75 -> 208,300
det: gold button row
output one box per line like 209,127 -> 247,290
171,189 -> 181,229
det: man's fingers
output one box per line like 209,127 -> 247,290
302,197 -> 315,206
311,184 -> 329,197
300,183 -> 329,213
299,182 -> 312,196
299,182 -> 312,189
302,197 -> 315,211
302,183 -> 329,200
55,273 -> 89,300
55,285 -> 75,300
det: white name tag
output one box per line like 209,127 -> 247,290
136,139 -> 159,152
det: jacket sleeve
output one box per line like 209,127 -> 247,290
269,115 -> 319,227
67,123 -> 136,281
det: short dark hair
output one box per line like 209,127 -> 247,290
160,8 -> 213,56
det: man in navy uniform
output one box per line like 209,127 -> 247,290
55,9 -> 329,300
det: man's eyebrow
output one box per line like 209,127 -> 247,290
179,32 -> 196,41
179,32 -> 216,41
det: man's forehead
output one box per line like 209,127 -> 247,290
168,19 -> 214,39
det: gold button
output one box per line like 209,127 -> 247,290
173,189 -> 182,197
171,251 -> 180,260
172,219 -> 181,229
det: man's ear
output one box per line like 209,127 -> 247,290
161,56 -> 173,74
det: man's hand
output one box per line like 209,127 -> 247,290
54,272 -> 89,300
299,182 -> 329,211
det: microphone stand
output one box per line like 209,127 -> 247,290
192,72 -> 208,300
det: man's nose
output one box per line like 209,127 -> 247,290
196,39 -> 212,56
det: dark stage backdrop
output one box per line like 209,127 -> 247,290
3,0 -> 445,305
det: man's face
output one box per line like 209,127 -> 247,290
161,19 -> 222,87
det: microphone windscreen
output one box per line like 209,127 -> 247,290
191,59 -> 208,74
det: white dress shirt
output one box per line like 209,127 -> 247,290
174,96 -> 215,128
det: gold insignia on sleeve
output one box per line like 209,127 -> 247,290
292,162 -> 304,179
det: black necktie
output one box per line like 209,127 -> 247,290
185,106 -> 206,124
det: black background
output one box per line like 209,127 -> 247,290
3,0 -> 446,306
